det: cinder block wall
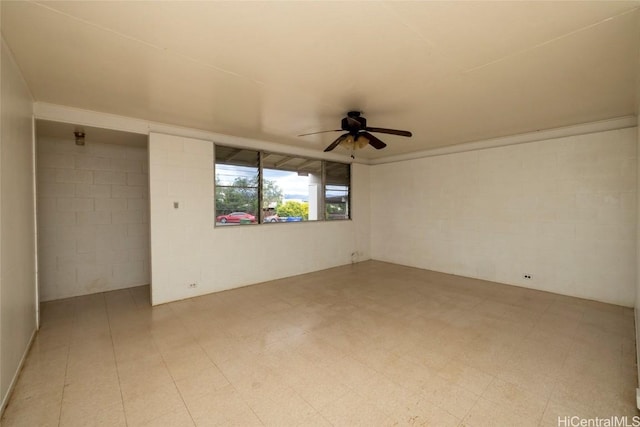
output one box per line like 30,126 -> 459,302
37,137 -> 149,301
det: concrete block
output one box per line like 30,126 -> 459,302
94,171 -> 126,185
75,184 -> 111,198
57,198 -> 94,212
95,198 -> 127,212
112,185 -> 144,199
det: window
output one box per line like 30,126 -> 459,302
325,161 -> 350,220
215,147 -> 259,226
263,154 -> 322,223
215,145 -> 350,226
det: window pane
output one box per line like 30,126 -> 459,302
214,146 -> 352,225
262,153 -> 322,222
325,161 -> 350,220
215,147 -> 259,226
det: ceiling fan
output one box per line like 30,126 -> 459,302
298,111 -> 412,154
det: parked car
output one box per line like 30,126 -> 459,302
216,212 -> 256,224
265,214 -> 280,223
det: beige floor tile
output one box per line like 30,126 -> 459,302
117,353 -> 175,400
436,359 -> 495,396
292,412 -> 333,426
60,378 -> 122,421
317,390 -> 392,426
402,343 -> 458,371
216,355 -> 289,399
244,387 -> 319,425
551,375 -> 628,416
59,401 -> 126,427
161,343 -> 216,381
420,372 -> 481,419
0,399 -> 61,427
113,334 -> 160,361
175,365 -> 231,403
185,383 -> 261,426
481,378 -> 547,421
139,405 -> 195,427
123,383 -> 187,426
326,355 -> 381,389
4,262 -> 635,426
9,370 -> 65,403
541,399 -> 599,426
462,396 -> 540,427
380,355 -> 438,393
357,373 -> 417,416
289,369 -> 351,410
65,354 -> 118,384
386,394 -> 461,427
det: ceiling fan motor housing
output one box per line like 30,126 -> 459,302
342,112 -> 366,132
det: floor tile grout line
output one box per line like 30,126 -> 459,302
165,298 -> 266,426
105,290 -> 129,427
8,263 -> 638,426
55,299 -> 76,427
157,332 -> 208,426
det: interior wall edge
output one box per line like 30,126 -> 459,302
0,329 -> 35,418
1,32 -> 37,411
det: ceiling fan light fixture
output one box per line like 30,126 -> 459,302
303,112 -> 412,153
340,134 -> 369,150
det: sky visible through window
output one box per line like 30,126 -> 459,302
217,164 -> 312,201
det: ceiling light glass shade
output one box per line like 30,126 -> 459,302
340,134 -> 369,150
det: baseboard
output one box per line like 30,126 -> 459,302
0,328 -> 37,417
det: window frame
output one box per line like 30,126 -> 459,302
323,160 -> 351,221
214,145 -> 351,227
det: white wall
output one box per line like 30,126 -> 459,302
0,39 -> 37,411
149,133 -> 370,305
371,128 -> 637,306
36,138 -> 149,301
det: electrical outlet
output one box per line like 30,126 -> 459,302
523,274 -> 532,280
189,283 -> 197,288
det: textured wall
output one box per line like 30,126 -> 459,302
37,138 -> 149,301
149,133 -> 371,305
371,128 -> 637,306
0,38 -> 37,412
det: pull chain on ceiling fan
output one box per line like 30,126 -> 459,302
298,111 -> 412,157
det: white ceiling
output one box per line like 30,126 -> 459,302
3,1 -> 639,159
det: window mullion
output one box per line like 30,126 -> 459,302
258,151 -> 264,224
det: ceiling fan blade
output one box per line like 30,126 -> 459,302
298,129 -> 341,137
365,127 -> 412,137
324,134 -> 349,152
362,132 -> 387,150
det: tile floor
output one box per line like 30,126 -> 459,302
2,261 -> 638,426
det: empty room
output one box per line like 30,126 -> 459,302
1,1 -> 640,426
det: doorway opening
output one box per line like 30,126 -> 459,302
35,120 -> 150,303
